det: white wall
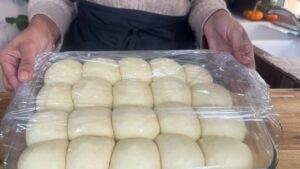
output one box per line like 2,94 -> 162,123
0,0 -> 27,22
284,0 -> 300,16
0,0 -> 27,49
0,0 -> 28,91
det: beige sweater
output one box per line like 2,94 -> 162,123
28,0 -> 228,42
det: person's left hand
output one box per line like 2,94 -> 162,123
204,10 -> 255,69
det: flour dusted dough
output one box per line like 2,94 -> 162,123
113,80 -> 153,108
151,77 -> 191,106
18,140 -> 68,169
36,83 -> 73,112
183,64 -> 213,86
72,77 -> 113,108
150,58 -> 186,82
155,134 -> 205,169
192,83 -> 232,107
200,116 -> 247,141
119,57 -> 152,83
109,138 -> 160,169
45,59 -> 82,85
155,104 -> 201,140
198,136 -> 253,169
112,106 -> 159,140
82,58 -> 121,84
68,107 -> 114,140
66,136 -> 115,169
26,110 -> 68,146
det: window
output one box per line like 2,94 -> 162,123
284,0 -> 300,15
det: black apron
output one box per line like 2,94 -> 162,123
62,1 -> 197,51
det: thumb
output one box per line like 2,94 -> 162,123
18,43 -> 38,82
228,25 -> 253,66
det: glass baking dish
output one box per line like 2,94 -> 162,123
0,50 -> 281,169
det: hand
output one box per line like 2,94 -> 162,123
0,14 -> 60,91
204,10 -> 255,69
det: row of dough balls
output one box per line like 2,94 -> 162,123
44,58 -> 213,86
19,135 -> 253,169
36,78 -> 232,113
26,106 -> 247,146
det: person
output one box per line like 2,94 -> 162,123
0,0 -> 255,91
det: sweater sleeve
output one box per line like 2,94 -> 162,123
28,0 -> 77,37
189,0 -> 229,46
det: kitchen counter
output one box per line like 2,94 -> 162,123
236,15 -> 300,88
254,46 -> 300,87
0,89 -> 299,168
271,89 -> 300,168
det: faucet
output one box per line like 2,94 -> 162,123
268,6 -> 300,33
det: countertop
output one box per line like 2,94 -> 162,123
236,15 -> 300,83
0,89 -> 299,169
254,46 -> 300,84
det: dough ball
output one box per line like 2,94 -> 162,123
72,77 -> 112,108
26,110 -> 68,146
183,64 -> 213,86
150,58 -> 185,82
113,80 -> 153,108
198,136 -> 253,169
82,58 -> 121,84
200,116 -> 247,141
112,106 -> 159,140
66,136 -> 115,169
44,59 -> 82,85
36,83 -> 73,112
155,104 -> 201,140
68,107 -> 114,140
18,140 -> 68,169
192,83 -> 232,107
110,138 -> 160,169
151,77 -> 191,106
119,57 -> 152,84
155,134 -> 205,169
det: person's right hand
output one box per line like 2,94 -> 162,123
0,14 -> 60,91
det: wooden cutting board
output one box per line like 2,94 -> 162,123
270,89 -> 300,168
0,89 -> 299,169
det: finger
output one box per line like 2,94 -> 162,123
228,26 -> 254,66
240,29 -> 255,62
46,42 -> 56,52
0,58 -> 12,90
250,59 -> 256,69
205,32 -> 219,50
204,20 -> 234,53
0,49 -> 20,89
3,76 -> 12,91
241,32 -> 256,69
18,42 -> 38,83
1,60 -> 19,89
244,59 -> 256,69
206,31 -> 232,52
235,40 -> 253,64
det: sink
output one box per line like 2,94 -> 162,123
252,40 -> 300,59
241,22 -> 300,59
238,18 -> 300,84
241,23 -> 292,40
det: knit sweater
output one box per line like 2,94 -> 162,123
28,0 -> 228,43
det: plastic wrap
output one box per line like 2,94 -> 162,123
0,50 -> 281,169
